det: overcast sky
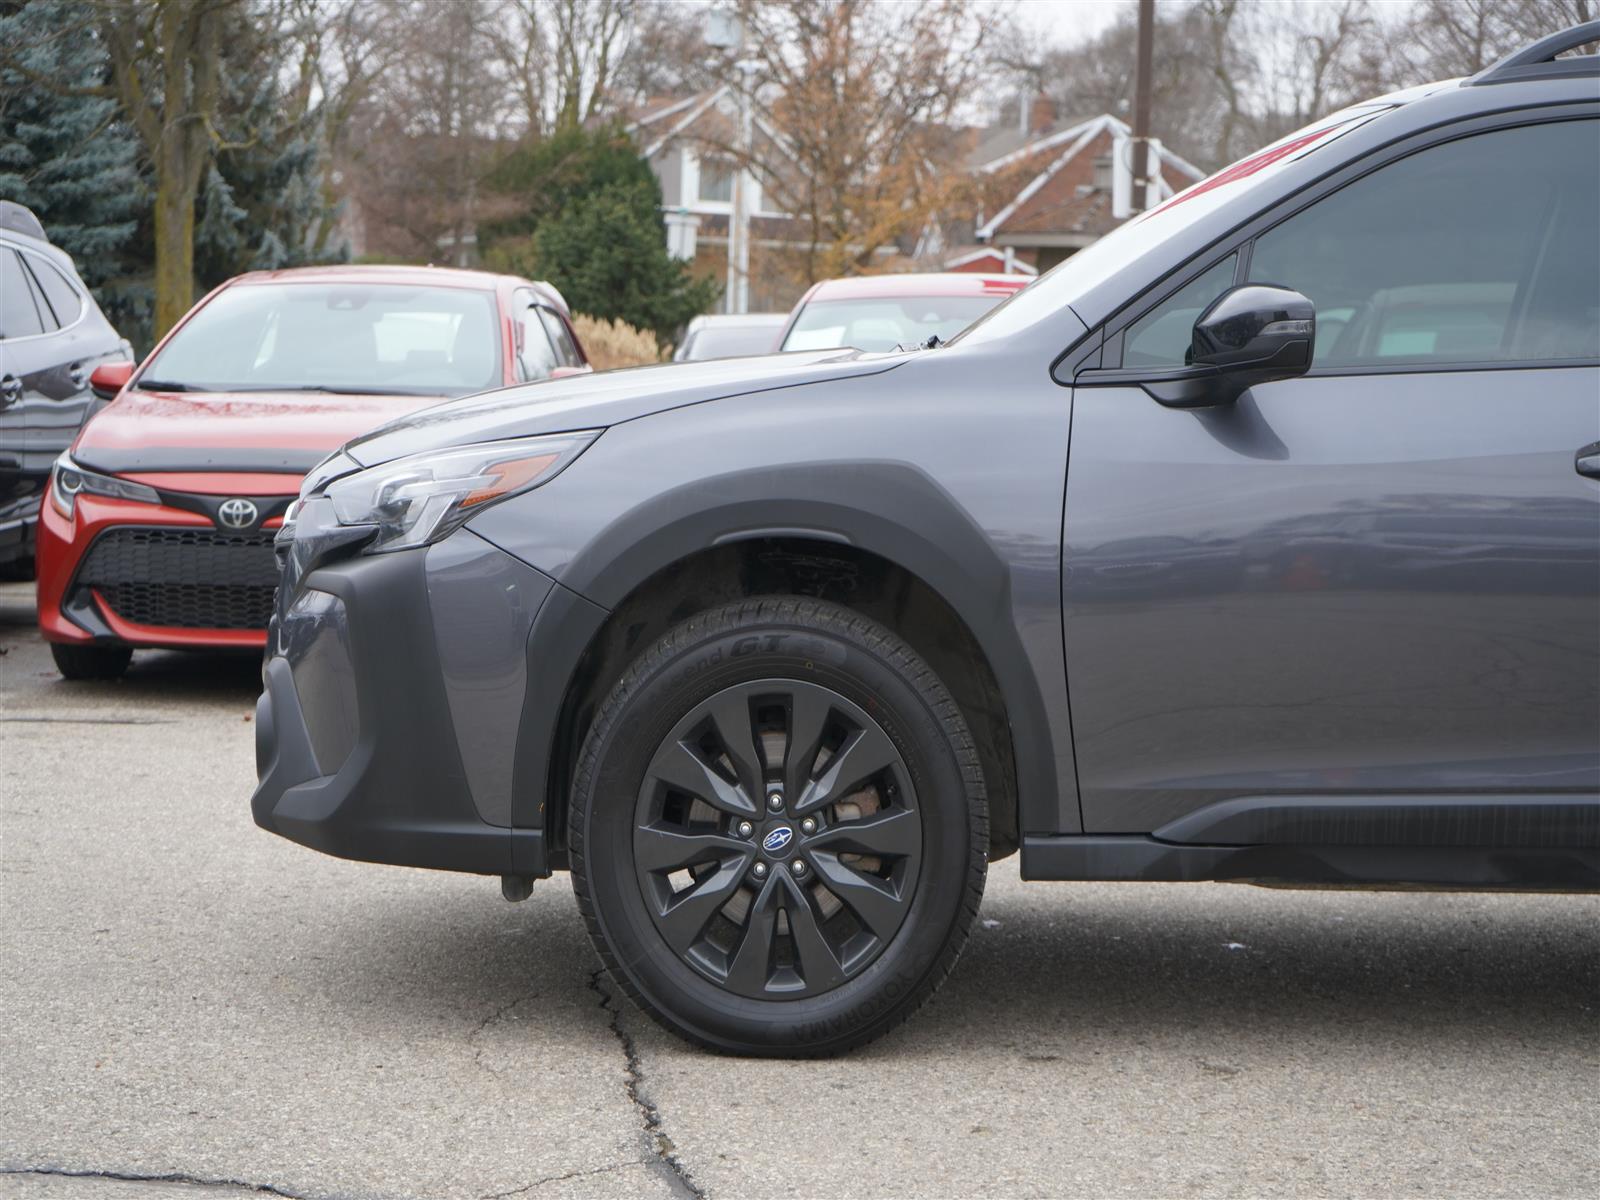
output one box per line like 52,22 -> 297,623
1014,0 -> 1133,47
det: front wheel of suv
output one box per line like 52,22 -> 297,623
50,642 -> 132,681
570,597 -> 987,1056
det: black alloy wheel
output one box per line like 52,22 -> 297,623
633,678 -> 924,1000
571,597 -> 987,1056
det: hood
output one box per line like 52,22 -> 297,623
344,349 -> 905,467
72,388 -> 448,476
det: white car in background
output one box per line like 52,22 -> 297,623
673,313 -> 787,361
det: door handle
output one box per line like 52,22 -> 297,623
69,363 -> 87,389
1579,442 -> 1600,480
0,374 -> 20,410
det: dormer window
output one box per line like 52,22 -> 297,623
1093,155 -> 1113,192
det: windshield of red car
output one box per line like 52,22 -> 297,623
781,295 -> 1006,352
138,283 -> 501,396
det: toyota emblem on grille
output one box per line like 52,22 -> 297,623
217,498 -> 258,529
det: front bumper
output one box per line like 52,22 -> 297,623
37,485 -> 290,649
251,502 -> 560,876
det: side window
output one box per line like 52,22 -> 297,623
1123,254 -> 1237,367
516,297 -> 558,381
25,254 -> 84,327
1249,120 -> 1599,367
0,249 -> 46,340
537,308 -> 581,368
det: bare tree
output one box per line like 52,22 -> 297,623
1395,0 -> 1595,78
339,0 -> 505,262
485,0 -> 641,136
280,0 -> 403,255
704,0 -> 1003,281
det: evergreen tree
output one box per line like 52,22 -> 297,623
482,126 -> 717,341
194,6 -> 347,287
0,0 -> 144,289
530,183 -> 719,343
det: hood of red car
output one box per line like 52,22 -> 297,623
71,387 -> 451,477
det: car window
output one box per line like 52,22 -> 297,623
25,253 -> 83,327
138,283 -> 502,395
518,305 -> 558,381
1123,255 -> 1238,368
0,249 -> 46,340
1248,120 -> 1600,367
537,308 -> 582,368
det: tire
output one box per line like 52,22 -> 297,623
50,642 -> 132,681
570,597 -> 987,1056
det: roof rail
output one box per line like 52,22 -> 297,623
1467,20 -> 1600,86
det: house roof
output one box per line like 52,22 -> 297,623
975,113 -> 1207,244
942,247 -> 1039,274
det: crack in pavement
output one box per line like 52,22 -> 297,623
587,969 -> 705,1200
0,1165 -> 318,1198
466,991 -> 542,1077
477,1160 -> 642,1198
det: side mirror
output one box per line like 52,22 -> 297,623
1143,285 -> 1315,408
89,361 -> 135,402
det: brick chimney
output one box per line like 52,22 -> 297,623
1029,94 -> 1056,136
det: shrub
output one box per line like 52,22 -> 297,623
571,313 -> 664,371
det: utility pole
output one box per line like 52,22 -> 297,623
728,60 -> 755,315
706,5 -> 753,314
1131,0 -> 1155,214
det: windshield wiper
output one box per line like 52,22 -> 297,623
255,384 -> 435,396
134,379 -> 195,392
891,334 -> 945,353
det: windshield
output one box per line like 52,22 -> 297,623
781,295 -> 1005,352
139,283 -> 501,396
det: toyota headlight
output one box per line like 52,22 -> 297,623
321,431 -> 598,553
50,452 -> 161,519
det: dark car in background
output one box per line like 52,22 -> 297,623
254,27 -> 1599,1057
775,271 -> 1031,352
673,313 -> 787,361
36,264 -> 588,679
0,201 -> 132,574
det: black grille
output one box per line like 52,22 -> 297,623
76,526 -> 279,630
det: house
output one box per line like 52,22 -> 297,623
968,112 -> 1207,272
631,90 -> 1209,305
629,89 -> 814,312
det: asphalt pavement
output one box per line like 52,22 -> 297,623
2,580 -> 1597,1199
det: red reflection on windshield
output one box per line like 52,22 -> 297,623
1153,125 -> 1347,214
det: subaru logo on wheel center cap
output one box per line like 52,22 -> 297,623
761,826 -> 794,855
217,498 -> 258,529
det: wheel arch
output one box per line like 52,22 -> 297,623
522,527 -> 1053,867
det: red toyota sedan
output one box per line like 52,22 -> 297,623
36,265 -> 588,679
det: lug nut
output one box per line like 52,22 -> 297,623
735,820 -> 754,838
751,861 -> 769,879
767,791 -> 784,812
800,817 -> 817,835
790,859 -> 807,877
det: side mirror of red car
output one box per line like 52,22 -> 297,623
89,361 -> 135,402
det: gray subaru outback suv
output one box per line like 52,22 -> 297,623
254,26 -> 1600,1055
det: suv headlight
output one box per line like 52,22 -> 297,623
50,452 -> 161,519
321,431 -> 598,553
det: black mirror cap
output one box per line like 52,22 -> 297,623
1189,284 -> 1315,371
1140,285 -> 1316,409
